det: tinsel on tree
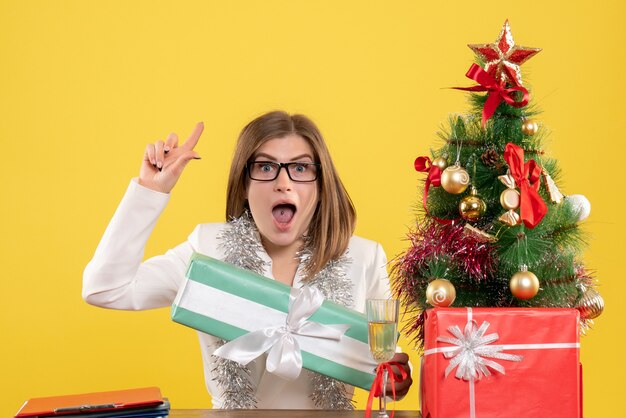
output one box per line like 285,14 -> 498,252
392,20 -> 603,350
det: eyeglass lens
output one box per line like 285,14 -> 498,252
248,162 -> 318,182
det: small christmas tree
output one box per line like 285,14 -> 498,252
392,20 -> 603,350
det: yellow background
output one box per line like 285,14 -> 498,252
1,1 -> 623,416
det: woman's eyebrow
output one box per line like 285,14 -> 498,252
252,152 -> 314,161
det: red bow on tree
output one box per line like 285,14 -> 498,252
454,64 -> 530,127
414,157 -> 441,216
503,142 -> 547,228
365,362 -> 409,418
414,156 -> 442,186
414,156 -> 455,225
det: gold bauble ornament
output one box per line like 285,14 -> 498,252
576,288 -> 604,320
440,163 -> 470,194
459,187 -> 487,222
509,266 -> 540,300
521,119 -> 539,136
432,156 -> 448,171
425,279 -> 456,307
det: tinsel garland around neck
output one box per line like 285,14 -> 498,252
211,212 -> 355,409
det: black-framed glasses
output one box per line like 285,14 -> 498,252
246,161 -> 321,182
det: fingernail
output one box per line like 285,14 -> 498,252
194,156 -> 202,160
164,147 -> 170,153
157,161 -> 163,168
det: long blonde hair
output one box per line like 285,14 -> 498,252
226,110 -> 356,280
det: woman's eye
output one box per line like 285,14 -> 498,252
294,164 -> 307,173
260,164 -> 274,172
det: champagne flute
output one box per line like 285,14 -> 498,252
366,299 -> 399,418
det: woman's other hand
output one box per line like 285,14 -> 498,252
385,352 -> 413,398
139,122 -> 204,193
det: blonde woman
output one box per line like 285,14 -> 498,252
83,111 -> 412,409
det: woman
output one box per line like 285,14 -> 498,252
83,111 -> 412,409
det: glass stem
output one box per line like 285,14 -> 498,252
379,367 -> 388,417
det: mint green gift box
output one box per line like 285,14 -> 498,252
171,253 -> 377,390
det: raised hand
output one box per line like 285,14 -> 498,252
139,122 -> 204,193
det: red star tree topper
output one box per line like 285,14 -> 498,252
468,19 -> 541,87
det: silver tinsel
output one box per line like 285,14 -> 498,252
219,212 -> 267,274
211,212 -> 355,409
309,373 -> 355,410
211,212 -> 266,409
303,249 -> 355,410
210,341 -> 258,409
304,250 -> 354,308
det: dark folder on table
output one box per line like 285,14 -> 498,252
15,387 -> 168,418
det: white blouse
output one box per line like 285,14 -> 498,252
83,179 -> 392,409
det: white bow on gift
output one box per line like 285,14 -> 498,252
213,286 -> 350,380
438,319 -> 523,381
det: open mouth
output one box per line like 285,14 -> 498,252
272,203 -> 297,225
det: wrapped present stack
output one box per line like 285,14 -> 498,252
392,20 -> 602,417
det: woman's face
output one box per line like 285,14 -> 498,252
246,134 -> 319,255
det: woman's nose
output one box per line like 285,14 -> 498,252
274,166 -> 293,191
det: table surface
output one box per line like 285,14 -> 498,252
169,410 -> 421,418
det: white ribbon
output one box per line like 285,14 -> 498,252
437,318 -> 523,381
212,286 -> 350,380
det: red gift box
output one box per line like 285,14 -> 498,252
420,307 -> 582,418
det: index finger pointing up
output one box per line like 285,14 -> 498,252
181,122 -> 204,150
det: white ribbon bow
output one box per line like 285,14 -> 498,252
213,286 -> 350,380
438,319 -> 523,381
